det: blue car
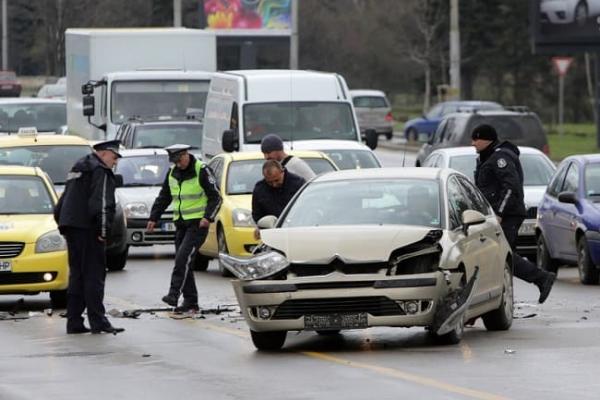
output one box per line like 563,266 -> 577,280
537,154 -> 600,284
403,101 -> 503,141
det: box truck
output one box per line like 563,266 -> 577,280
66,28 -> 216,139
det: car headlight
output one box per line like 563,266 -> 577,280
124,202 -> 149,219
219,251 -> 289,280
232,208 -> 255,227
35,230 -> 66,253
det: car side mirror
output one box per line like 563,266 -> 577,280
365,129 -> 378,150
461,209 -> 486,235
82,95 -> 95,117
558,191 -> 577,204
257,215 -> 277,229
113,174 -> 124,188
222,129 -> 239,152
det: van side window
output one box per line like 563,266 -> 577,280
230,102 -> 238,134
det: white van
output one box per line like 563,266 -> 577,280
201,70 -> 378,161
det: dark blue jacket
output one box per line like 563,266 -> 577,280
252,170 -> 305,223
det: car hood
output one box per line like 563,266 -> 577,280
261,225 -> 436,263
524,186 -> 546,209
226,193 -> 252,211
0,214 -> 57,244
117,186 -> 171,210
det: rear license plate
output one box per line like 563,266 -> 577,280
162,222 -> 176,232
0,260 -> 12,272
304,313 -> 368,330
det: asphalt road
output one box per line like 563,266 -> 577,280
2,147 -> 600,400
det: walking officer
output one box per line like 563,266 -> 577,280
146,144 -> 221,312
54,140 -> 125,334
471,124 -> 556,303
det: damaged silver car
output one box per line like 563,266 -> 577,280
221,168 -> 513,351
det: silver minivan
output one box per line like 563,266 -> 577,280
350,89 -> 394,140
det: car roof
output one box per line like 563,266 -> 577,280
432,146 -> 546,157
119,148 -> 169,157
565,154 -> 600,164
0,97 -> 65,105
282,140 -> 373,151
0,134 -> 91,147
441,100 -> 502,107
0,165 -> 43,176
314,167 -> 446,182
124,119 -> 202,127
349,89 -> 387,97
217,150 -> 329,162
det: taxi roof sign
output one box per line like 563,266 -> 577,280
17,127 -> 39,136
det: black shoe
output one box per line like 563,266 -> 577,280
538,272 -> 556,304
174,303 -> 199,313
162,294 -> 178,307
67,326 -> 91,334
91,325 -> 125,335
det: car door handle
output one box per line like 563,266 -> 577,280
479,235 -> 487,243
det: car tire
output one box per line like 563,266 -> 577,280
482,260 -> 514,331
250,330 -> 287,351
537,234 -> 559,274
577,237 -> 600,285
407,128 -> 418,141
50,290 -> 68,309
193,254 -> 210,271
106,245 -> 128,271
429,317 -> 464,345
217,226 -> 233,277
316,330 -> 341,336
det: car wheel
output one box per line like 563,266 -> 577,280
106,245 -> 128,271
316,330 -> 341,336
430,316 -> 464,345
574,1 -> 588,26
407,128 -> 418,141
50,290 -> 68,309
577,237 -> 600,285
193,254 -> 210,271
250,330 -> 287,351
385,131 -> 393,140
482,260 -> 514,331
217,226 -> 233,277
537,234 -> 559,274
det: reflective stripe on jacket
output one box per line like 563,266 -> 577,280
168,159 -> 207,220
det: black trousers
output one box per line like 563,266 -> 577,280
167,222 -> 209,304
501,216 -> 546,285
64,228 -> 110,331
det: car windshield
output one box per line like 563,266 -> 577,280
584,163 -> 600,198
0,145 -> 91,185
132,124 -> 203,149
243,102 -> 357,143
352,96 -> 388,108
0,176 -> 54,214
111,80 -> 209,124
322,149 -> 380,170
282,179 -> 441,228
115,153 -> 171,187
0,103 -> 66,133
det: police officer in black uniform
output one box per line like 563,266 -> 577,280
471,124 -> 556,303
146,144 -> 221,312
54,140 -> 125,334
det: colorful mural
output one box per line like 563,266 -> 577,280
204,0 -> 291,30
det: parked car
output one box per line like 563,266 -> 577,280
0,165 -> 68,307
540,0 -> 600,25
0,71 -> 22,97
221,167 -> 513,351
404,101 -> 503,141
37,83 -> 66,100
0,131 -> 128,271
423,146 -> 556,259
350,89 -> 394,140
114,149 -> 174,251
537,154 -> 600,284
415,108 -> 550,167
283,140 -> 382,170
115,118 -> 203,158
198,150 -> 339,275
0,98 -> 66,134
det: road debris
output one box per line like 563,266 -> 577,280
504,348 -> 516,355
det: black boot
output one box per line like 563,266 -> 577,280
537,272 -> 556,304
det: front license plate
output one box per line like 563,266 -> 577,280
304,313 -> 368,330
162,222 -> 176,232
0,260 -> 12,272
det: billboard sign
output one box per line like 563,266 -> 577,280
204,0 -> 291,30
531,0 -> 600,53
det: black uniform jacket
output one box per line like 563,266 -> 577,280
54,153 -> 117,239
252,170 -> 305,223
474,140 -> 527,218
149,155 -> 221,225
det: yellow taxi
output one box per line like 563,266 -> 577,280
198,151 -> 338,275
0,130 -> 92,192
0,165 -> 68,307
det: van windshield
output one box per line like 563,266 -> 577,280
243,102 -> 357,143
111,80 -> 209,124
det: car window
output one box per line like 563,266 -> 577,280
132,124 -> 203,149
321,149 -> 380,170
447,176 -> 471,229
352,96 -> 388,108
0,175 -> 54,214
562,162 -> 579,193
226,159 -> 264,195
456,176 -> 492,216
0,102 -> 66,133
547,162 -> 569,197
115,154 -> 170,186
443,118 -> 456,142
521,154 -> 555,186
426,104 -> 444,119
449,155 -> 477,181
423,154 -> 439,167
302,158 -> 337,175
584,163 -> 600,198
433,119 -> 449,144
208,157 -> 224,189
